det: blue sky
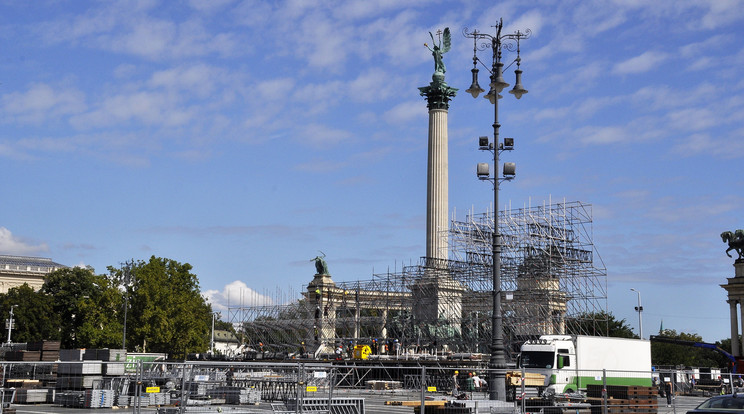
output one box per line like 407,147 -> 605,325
1,0 -> 743,343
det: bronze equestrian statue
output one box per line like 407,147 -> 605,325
721,230 -> 744,260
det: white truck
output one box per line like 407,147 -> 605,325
518,335 -> 652,394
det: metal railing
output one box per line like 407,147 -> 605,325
0,360 -> 723,414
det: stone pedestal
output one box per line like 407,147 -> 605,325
411,271 -> 465,338
307,273 -> 337,354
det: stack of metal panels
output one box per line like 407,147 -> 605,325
27,340 -> 61,361
207,387 -> 261,404
84,389 -> 114,408
149,392 -> 170,406
115,394 -> 133,407
59,349 -> 85,361
14,389 -> 51,404
185,381 -> 212,395
58,362 -> 102,375
96,348 -> 127,362
55,391 -> 84,407
56,375 -> 103,389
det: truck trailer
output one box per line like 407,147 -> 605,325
518,335 -> 652,394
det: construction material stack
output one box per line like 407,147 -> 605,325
586,385 -> 658,414
4,341 -> 59,404
28,340 -> 60,362
58,350 -> 102,389
84,389 -> 115,408
207,386 -> 260,404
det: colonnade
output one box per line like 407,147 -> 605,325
721,261 -> 744,357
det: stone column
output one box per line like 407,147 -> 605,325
426,108 -> 449,261
420,72 -> 457,262
731,300 -> 740,357
721,261 -> 744,358
739,300 -> 744,357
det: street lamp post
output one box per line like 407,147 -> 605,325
631,288 -> 644,339
210,312 -> 219,354
465,19 -> 530,401
122,261 -> 132,351
6,305 -> 17,345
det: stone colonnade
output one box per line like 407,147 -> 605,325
721,261 -> 744,357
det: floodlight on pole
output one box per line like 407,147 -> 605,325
464,18 -> 530,401
6,304 -> 17,345
631,288 -> 644,339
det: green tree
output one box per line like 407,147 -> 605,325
214,319 -> 236,334
109,256 -> 211,358
41,267 -> 123,349
75,275 -> 124,348
565,310 -> 636,338
0,284 -> 58,343
651,329 -> 729,368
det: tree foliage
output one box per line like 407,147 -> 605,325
0,283 -> 58,343
651,329 -> 731,368
41,267 -> 122,349
0,256 -> 214,357
109,256 -> 212,359
565,310 -> 636,338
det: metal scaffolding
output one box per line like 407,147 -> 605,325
229,200 -> 608,360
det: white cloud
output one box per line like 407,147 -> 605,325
70,91 -> 193,129
204,280 -> 274,313
348,69 -> 395,103
699,0 -> 744,29
666,108 -> 718,132
187,0 -> 237,14
296,13 -> 350,70
612,51 -> 667,75
508,9 -> 545,39
1,83 -> 86,123
383,100 -> 426,125
148,64 -> 222,98
302,123 -> 353,148
577,125 -> 628,145
38,3 -> 238,60
0,228 -> 48,255
257,78 -> 296,102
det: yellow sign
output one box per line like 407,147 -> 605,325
427,386 -> 437,392
146,387 -> 160,393
306,386 -> 318,392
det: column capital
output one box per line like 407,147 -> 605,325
419,73 -> 458,110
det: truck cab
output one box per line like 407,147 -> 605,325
519,335 -> 577,393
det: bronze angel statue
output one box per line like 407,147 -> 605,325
425,27 -> 451,75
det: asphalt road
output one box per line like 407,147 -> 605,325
7,393 -> 710,414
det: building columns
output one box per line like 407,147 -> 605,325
721,261 -> 744,359
730,300 -> 740,357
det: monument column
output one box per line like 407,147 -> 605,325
415,28 -> 464,337
419,28 -> 457,263
426,108 -> 449,261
